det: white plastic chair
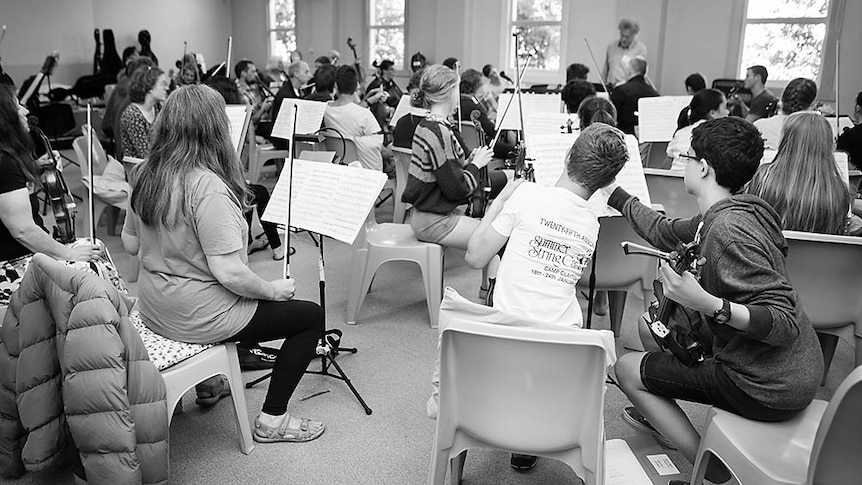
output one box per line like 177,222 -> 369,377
298,150 -> 337,163
246,124 -> 290,183
690,365 -> 862,485
782,230 -> 862,381
576,214 -> 659,337
322,135 -> 361,166
428,319 -> 610,485
132,314 -> 255,455
391,146 -> 412,224
345,209 -> 443,328
643,168 -> 699,219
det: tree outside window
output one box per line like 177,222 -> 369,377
511,0 -> 563,72
269,0 -> 296,60
369,0 -> 405,70
739,0 -> 830,81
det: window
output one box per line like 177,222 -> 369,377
268,0 -> 296,60
510,0 -> 563,72
739,0 -> 830,81
369,0 -> 405,70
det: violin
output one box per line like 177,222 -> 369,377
30,119 -> 77,244
467,110 -> 491,218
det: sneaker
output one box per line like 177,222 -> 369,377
510,454 -> 538,471
253,414 -> 325,443
622,406 -> 676,449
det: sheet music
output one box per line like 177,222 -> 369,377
261,159 -> 388,244
271,98 -> 327,139
605,439 -> 653,485
524,112 -> 575,139
496,93 -> 562,131
389,95 -> 412,126
590,134 -> 651,216
225,105 -> 250,154
827,116 -> 854,140
524,133 -> 578,186
637,96 -> 692,142
835,152 -> 850,189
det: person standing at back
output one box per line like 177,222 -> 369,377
603,18 -> 648,89
728,65 -> 776,123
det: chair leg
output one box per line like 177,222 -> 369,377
427,438 -> 450,485
106,206 -> 121,236
223,343 -> 255,455
451,450 -> 467,485
608,290 -> 628,336
345,249 -> 371,325
421,248 -> 444,329
817,333 -> 839,385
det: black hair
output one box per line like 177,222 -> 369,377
561,80 -> 596,113
578,96 -> 617,130
234,60 -> 254,79
411,52 -> 427,72
315,56 -> 331,66
566,63 -> 590,82
691,117 -> 764,193
378,60 -> 395,71
205,75 -> 242,105
459,69 -> 483,95
335,65 -> 358,95
442,57 -> 459,70
314,64 -> 337,93
780,78 -> 817,115
122,46 -> 138,64
685,73 -> 706,93
683,88 -> 726,126
747,65 -> 768,84
0,84 -> 38,184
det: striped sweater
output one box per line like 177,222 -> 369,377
401,116 -> 479,214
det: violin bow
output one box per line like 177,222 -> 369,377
584,38 -> 610,92
513,32 -> 527,144
226,36 -> 233,79
87,104 -> 95,244
488,55 -> 531,149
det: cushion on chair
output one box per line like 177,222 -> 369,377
130,311 -> 213,371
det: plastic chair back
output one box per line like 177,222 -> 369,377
77,125 -> 110,175
849,170 -> 861,198
298,150 -> 337,163
807,366 -> 862,485
644,168 -> 699,219
782,231 -> 862,330
323,135 -> 360,165
392,146 -> 412,223
580,215 -> 657,291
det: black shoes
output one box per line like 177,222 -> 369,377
510,453 -> 538,471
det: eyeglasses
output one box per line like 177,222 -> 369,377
678,154 -> 703,164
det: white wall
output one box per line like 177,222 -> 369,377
1,0 -> 232,86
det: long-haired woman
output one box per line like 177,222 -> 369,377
122,85 -> 325,443
669,89 -> 728,170
0,84 -> 120,307
747,111 -> 850,234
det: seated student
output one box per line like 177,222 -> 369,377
119,66 -> 168,161
668,89 -> 728,170
675,73 -> 707,129
392,68 -> 428,150
747,111 -> 851,235
610,117 -> 823,485
561,80 -> 597,115
365,60 -> 403,131
610,56 -> 659,135
566,62 -> 590,83
458,68 -> 512,157
401,64 -> 496,279
123,85 -> 325,444
271,60 -> 311,151
728,64 -> 777,122
234,60 -> 274,136
754,77 -> 817,150
324,65 -> 386,171
577,96 -> 618,129
305,64 -> 336,102
462,123 -> 629,472
837,90 -> 862,170
103,56 -> 155,141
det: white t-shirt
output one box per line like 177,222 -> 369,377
491,183 -> 599,327
754,114 -> 787,151
323,102 -> 384,171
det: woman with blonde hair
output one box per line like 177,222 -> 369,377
123,84 -> 325,443
747,111 -> 851,235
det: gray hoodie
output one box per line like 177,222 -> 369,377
608,189 -> 823,410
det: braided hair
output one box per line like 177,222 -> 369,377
780,78 -> 817,115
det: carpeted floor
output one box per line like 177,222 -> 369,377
15,155 -> 855,485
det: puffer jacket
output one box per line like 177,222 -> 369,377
0,254 -> 169,485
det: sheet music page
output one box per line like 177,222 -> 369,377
828,116 -> 854,139
225,105 -> 250,154
834,152 -> 850,188
589,134 -> 651,216
389,95 -> 412,126
495,93 -> 521,131
497,93 -> 563,132
261,159 -> 388,244
524,133 -> 578,186
523,93 -> 563,117
605,439 -> 653,485
271,98 -> 328,139
524,112 -> 575,139
637,96 -> 692,143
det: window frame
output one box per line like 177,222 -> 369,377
737,0 -> 831,85
267,0 -> 297,61
505,0 -> 569,84
367,0 -> 407,73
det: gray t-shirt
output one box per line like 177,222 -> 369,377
124,170 -> 257,343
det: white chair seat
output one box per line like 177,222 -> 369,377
367,223 -> 427,247
129,311 -> 212,370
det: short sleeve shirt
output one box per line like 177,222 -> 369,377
125,170 -> 257,343
491,183 -> 599,327
0,154 -> 45,261
748,90 -> 777,121
120,104 -> 160,160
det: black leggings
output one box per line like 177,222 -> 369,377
229,299 -> 324,415
246,184 -> 282,249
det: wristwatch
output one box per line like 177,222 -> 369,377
712,298 -> 731,324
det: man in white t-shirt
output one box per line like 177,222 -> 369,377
464,122 -> 629,471
323,65 -> 385,171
